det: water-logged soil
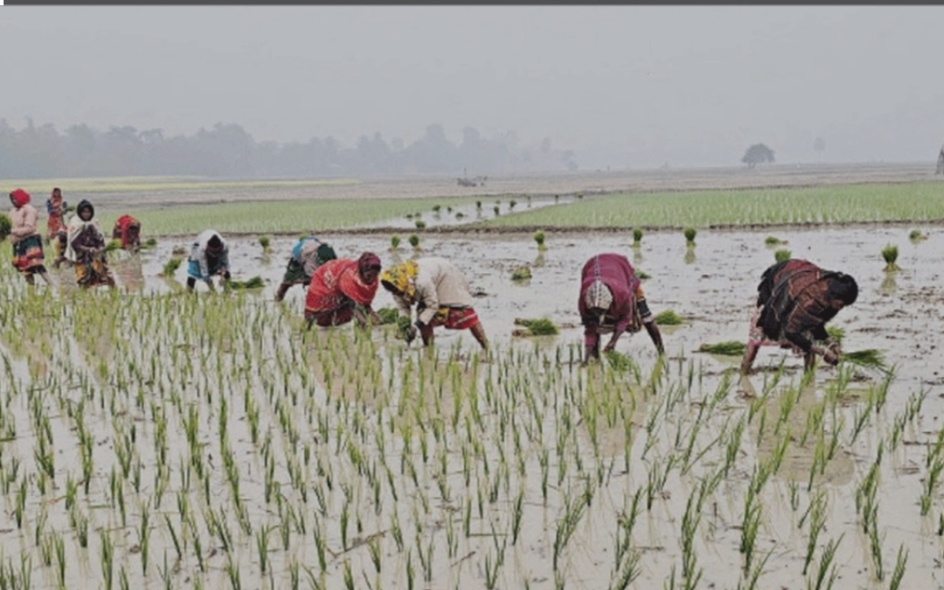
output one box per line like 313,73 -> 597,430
5,223 -> 944,590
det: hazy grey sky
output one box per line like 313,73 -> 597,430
2,7 -> 942,170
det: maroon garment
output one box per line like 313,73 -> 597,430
578,253 -> 641,348
755,259 -> 838,353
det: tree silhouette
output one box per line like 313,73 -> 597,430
741,143 -> 775,168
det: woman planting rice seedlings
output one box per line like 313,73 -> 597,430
578,253 -> 664,365
305,252 -> 382,329
111,214 -> 143,251
8,188 -> 51,286
186,229 -> 231,292
380,257 -> 489,351
275,235 -> 337,302
740,259 -> 858,374
67,199 -> 116,289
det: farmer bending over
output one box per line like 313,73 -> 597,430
740,259 -> 858,374
579,253 -> 664,364
186,230 -> 231,292
381,257 -> 488,351
276,235 -> 337,302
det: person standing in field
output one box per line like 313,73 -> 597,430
304,252 -> 382,329
68,199 -> 116,289
380,257 -> 489,351
740,259 -> 858,374
275,235 -> 337,302
45,188 -> 69,242
578,253 -> 664,364
8,188 -> 52,286
186,229 -> 231,292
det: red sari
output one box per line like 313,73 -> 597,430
305,259 -> 379,326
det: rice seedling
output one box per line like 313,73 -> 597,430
511,266 -> 532,281
390,235 -> 401,250
908,229 -> 927,242
889,545 -> 908,590
226,275 -> 265,290
493,205 -> 500,216
842,349 -> 886,371
882,244 -> 899,271
513,317 -> 559,336
684,227 -> 697,246
408,234 -> 420,249
143,237 -> 158,248
161,256 -> 183,277
632,228 -> 643,246
636,270 -> 651,280
258,235 -> 271,251
654,309 -> 684,325
697,341 -> 747,356
774,248 -> 791,263
415,220 -> 426,229
533,229 -> 547,251
764,235 -> 783,246
105,239 -> 122,252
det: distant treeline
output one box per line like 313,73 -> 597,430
0,119 -> 578,179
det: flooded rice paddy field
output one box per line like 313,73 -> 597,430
2,225 -> 944,589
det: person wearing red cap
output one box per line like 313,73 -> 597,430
8,188 -> 51,286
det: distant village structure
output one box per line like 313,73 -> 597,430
937,145 -> 944,174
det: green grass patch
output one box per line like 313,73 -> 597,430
473,182 -> 944,229
105,196 -> 478,236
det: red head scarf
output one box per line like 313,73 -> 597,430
10,189 -> 30,208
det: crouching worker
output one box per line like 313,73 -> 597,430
9,188 -> 51,287
304,252 -> 382,328
187,230 -> 231,292
275,235 -> 337,302
68,200 -> 116,289
112,215 -> 142,251
740,259 -> 858,374
579,253 -> 664,365
380,257 -> 488,351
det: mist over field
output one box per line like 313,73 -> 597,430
1,6 -> 942,176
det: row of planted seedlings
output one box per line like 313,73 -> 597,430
0,243 -> 940,589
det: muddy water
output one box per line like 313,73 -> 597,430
4,225 -> 944,590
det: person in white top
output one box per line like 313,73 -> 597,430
380,256 -> 488,351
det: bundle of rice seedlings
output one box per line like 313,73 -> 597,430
105,239 -> 122,252
696,341 -> 747,356
171,245 -> 188,257
259,236 -> 271,251
909,229 -> 927,242
162,257 -> 183,277
415,220 -> 427,229
842,349 -> 886,370
636,270 -> 651,280
390,235 -> 401,250
408,234 -> 421,249
632,228 -> 643,246
142,237 -> 158,249
604,350 -> 636,372
654,309 -> 683,325
774,249 -> 791,263
228,276 -> 265,290
684,227 -> 697,246
376,307 -> 399,325
513,317 -> 559,336
882,244 -> 899,271
533,230 -> 547,251
511,266 -> 532,281
764,235 -> 783,246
